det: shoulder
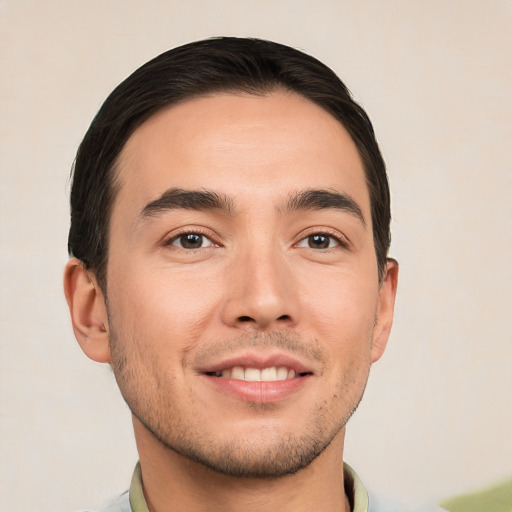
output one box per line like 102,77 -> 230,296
368,490 -> 448,512
74,490 -> 131,512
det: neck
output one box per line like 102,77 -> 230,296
132,416 -> 351,512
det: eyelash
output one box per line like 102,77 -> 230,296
164,228 -> 348,252
295,229 -> 348,250
165,229 -> 217,250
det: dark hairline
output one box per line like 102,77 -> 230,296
81,87 -> 387,293
68,38 -> 391,293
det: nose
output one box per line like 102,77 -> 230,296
220,247 -> 299,331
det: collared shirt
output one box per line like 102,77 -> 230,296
123,461 -> 369,512
96,461 -> 445,512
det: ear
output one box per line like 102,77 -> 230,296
63,258 -> 111,363
370,258 -> 399,363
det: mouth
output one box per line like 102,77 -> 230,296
206,366 -> 312,381
199,353 -> 315,403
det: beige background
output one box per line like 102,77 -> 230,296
1,1 -> 511,510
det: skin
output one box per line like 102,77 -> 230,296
65,91 -> 398,512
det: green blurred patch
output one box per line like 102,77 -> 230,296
441,480 -> 512,512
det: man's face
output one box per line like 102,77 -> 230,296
105,91 -> 395,477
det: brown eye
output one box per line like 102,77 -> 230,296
297,233 -> 341,249
170,233 -> 213,249
308,234 -> 329,248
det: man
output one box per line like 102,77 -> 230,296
64,37 -> 404,512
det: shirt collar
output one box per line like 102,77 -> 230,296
344,462 -> 370,512
129,463 -> 149,512
129,461 -> 369,512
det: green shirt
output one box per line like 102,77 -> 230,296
127,462 -> 369,512
96,461 -> 446,512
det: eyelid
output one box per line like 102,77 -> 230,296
163,226 -> 220,248
170,234 -> 214,248
294,227 -> 350,249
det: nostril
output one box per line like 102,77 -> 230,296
238,315 -> 290,323
237,314 -> 291,324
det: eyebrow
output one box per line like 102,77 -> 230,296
139,188 -> 235,220
137,187 -> 366,226
285,189 -> 366,226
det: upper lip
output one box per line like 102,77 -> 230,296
197,350 -> 316,375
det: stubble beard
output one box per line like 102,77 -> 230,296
108,326 -> 370,479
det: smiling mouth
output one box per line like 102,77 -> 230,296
206,366 -> 312,382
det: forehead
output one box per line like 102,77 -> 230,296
114,91 -> 370,218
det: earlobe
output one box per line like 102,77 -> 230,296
370,259 -> 399,363
63,258 -> 111,363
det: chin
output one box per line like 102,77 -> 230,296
134,406 -> 346,479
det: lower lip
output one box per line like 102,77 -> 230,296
203,375 -> 312,403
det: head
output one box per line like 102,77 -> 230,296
68,37 -> 390,292
64,37 -> 397,479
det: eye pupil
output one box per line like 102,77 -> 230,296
309,234 -> 329,249
180,233 -> 203,248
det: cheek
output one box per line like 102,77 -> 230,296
299,275 -> 378,392
301,271 -> 378,341
107,261 -> 222,349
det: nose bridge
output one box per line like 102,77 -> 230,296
222,235 -> 296,330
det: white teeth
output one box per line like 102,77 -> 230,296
276,367 -> 288,380
244,368 -> 261,382
231,366 -> 245,380
214,366 -> 300,382
261,367 -> 277,381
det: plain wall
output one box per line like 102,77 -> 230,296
1,1 -> 511,510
